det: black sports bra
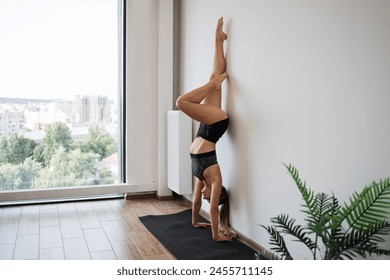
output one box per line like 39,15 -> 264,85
196,117 -> 229,143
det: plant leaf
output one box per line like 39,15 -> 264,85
284,164 -> 319,222
339,178 -> 390,231
338,221 -> 390,259
271,214 -> 317,252
261,224 -> 293,260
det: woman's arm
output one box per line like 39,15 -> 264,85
209,185 -> 232,241
192,179 -> 210,227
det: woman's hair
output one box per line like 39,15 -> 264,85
218,185 -> 229,205
219,186 -> 229,225
218,186 -> 237,238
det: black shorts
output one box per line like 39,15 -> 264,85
190,151 -> 218,181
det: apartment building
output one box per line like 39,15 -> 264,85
0,111 -> 25,138
73,95 -> 110,124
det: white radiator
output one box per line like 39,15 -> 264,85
167,110 -> 192,194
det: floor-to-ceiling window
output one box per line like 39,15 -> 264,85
0,0 -> 127,203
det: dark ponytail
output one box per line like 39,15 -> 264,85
218,185 -> 229,205
219,186 -> 229,223
219,186 -> 237,238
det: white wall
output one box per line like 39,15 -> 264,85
177,0 -> 390,259
125,0 -> 174,197
126,0 -> 158,186
157,0 -> 176,197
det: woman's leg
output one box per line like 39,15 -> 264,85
202,17 -> 228,108
176,17 -> 228,124
176,73 -> 228,124
210,17 -> 227,80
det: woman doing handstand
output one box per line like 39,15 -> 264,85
176,17 -> 235,242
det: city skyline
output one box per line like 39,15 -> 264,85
0,94 -> 117,136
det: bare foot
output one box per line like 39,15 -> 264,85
216,17 -> 227,42
210,73 -> 228,89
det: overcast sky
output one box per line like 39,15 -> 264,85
0,0 -> 118,101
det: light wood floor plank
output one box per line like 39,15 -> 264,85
20,205 -> 40,216
0,207 -> 21,224
129,231 -> 166,257
83,228 -> 112,253
118,212 -> 144,233
91,250 -> 118,260
40,225 -> 63,249
77,210 -> 101,230
18,215 -> 39,235
0,244 -> 15,260
92,201 -> 118,222
0,222 -> 18,245
40,209 -> 60,227
63,237 -> 90,260
59,210 -> 83,239
13,234 -> 39,260
101,220 -> 129,242
39,247 -> 65,260
74,201 -> 94,212
110,239 -> 143,260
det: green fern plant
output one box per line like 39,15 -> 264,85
262,164 -> 390,260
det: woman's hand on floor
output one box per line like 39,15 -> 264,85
214,234 -> 232,242
193,222 -> 211,228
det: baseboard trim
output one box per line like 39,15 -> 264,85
124,191 -> 157,200
124,191 -> 175,201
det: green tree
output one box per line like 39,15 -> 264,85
35,146 -> 114,188
0,123 -> 116,190
41,122 -> 72,166
32,144 -> 45,165
1,134 -> 37,165
17,158 -> 42,189
0,158 -> 41,191
0,163 -> 20,191
57,148 -> 99,181
7,134 -> 37,165
0,137 -> 10,164
73,126 -> 117,160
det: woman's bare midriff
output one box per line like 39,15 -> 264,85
190,137 -> 216,154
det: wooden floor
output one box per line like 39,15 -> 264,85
0,197 -> 190,260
